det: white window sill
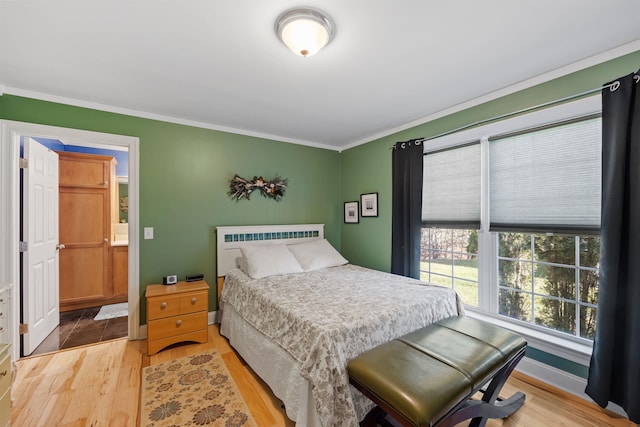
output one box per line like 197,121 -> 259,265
465,309 -> 593,367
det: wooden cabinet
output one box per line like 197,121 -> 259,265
58,152 -> 122,311
0,344 -> 10,427
146,281 -> 209,355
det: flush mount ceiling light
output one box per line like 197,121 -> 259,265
275,7 -> 335,57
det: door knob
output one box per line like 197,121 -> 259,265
56,244 -> 65,250
104,238 -> 108,243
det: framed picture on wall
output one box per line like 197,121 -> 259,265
360,192 -> 378,217
344,201 -> 359,223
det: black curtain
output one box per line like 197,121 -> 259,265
391,139 -> 423,279
585,70 -> 640,423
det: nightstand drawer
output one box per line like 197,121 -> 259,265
147,295 -> 180,320
0,387 -> 9,427
179,291 -> 208,314
147,311 -> 208,341
0,351 -> 10,396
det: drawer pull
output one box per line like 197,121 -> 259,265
0,370 -> 6,377
191,297 -> 197,304
161,302 -> 167,309
176,320 -> 182,327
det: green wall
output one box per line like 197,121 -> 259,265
340,50 -> 640,378
0,95 -> 342,321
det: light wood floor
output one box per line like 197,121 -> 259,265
10,324 -> 636,427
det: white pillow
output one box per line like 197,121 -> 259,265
236,257 -> 249,275
240,244 -> 303,279
287,239 -> 348,272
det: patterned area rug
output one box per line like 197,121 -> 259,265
141,351 -> 257,427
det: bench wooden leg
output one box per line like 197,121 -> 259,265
360,406 -> 397,427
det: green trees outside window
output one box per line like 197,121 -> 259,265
498,233 -> 599,339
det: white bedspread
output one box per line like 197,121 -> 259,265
221,264 -> 464,427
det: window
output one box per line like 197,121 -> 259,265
420,228 -> 478,306
419,96 -> 601,344
497,233 -> 599,340
420,143 -> 480,308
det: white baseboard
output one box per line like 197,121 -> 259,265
516,356 -> 627,418
208,310 -> 218,325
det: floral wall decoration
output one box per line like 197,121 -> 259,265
228,174 -> 288,201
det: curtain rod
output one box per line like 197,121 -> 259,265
390,81 -> 617,149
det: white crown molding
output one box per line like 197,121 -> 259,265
1,86 -> 342,152
342,39 -> 640,151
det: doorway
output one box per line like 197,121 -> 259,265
0,120 -> 140,362
24,139 -> 129,355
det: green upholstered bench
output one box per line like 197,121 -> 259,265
347,316 -> 527,427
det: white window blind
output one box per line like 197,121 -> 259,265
422,142 -> 481,228
489,116 -> 601,233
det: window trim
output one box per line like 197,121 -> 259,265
466,310 -> 593,366
422,95 -> 601,154
421,95 -> 601,364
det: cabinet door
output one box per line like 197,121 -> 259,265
59,187 -> 109,308
58,152 -> 111,189
59,245 -> 107,302
111,246 -> 128,298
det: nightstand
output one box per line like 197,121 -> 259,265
146,280 -> 209,355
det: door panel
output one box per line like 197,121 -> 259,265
22,138 -> 60,355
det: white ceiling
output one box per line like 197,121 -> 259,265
1,1 -> 640,151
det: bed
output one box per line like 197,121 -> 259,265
216,224 -> 464,427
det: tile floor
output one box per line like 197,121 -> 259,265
30,306 -> 128,356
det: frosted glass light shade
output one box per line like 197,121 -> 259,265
275,8 -> 335,57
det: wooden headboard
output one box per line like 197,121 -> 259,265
216,223 -> 325,277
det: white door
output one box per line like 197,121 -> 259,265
22,138 -> 60,355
